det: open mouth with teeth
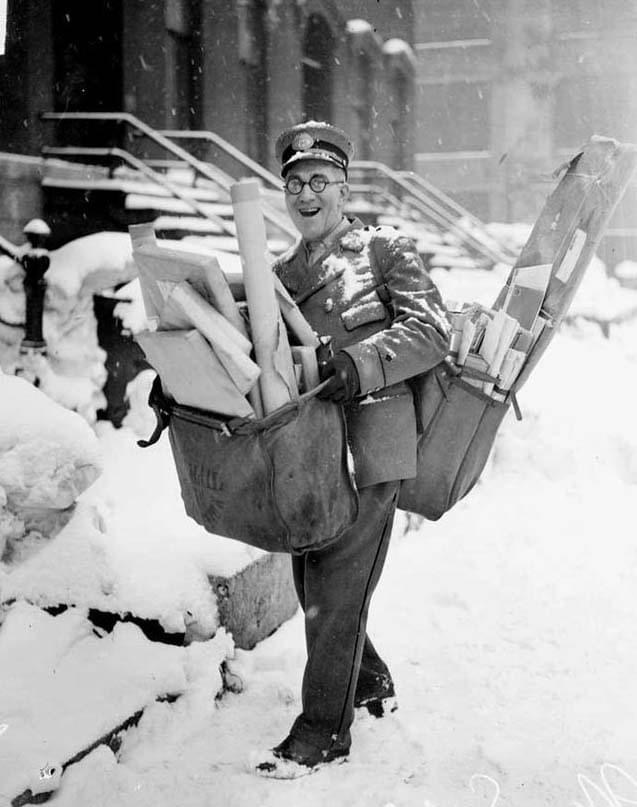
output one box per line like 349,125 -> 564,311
299,208 -> 321,217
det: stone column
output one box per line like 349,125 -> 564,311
490,0 -> 554,223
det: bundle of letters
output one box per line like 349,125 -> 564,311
447,262 -> 553,402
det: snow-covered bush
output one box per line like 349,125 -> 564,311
0,372 -> 102,564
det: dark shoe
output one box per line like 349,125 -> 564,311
253,734 -> 349,779
355,693 -> 398,718
354,672 -> 398,718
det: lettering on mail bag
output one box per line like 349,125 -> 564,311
140,379 -> 359,554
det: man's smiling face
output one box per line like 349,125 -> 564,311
283,159 -> 349,242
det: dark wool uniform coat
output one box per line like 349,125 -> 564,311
273,218 -> 451,488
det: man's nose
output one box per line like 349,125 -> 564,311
298,182 -> 316,200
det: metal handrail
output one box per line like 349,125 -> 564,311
397,169 -> 518,262
353,161 -> 508,263
159,129 -> 283,191
40,112 -> 297,240
40,111 -> 514,264
351,162 -> 477,248
0,234 -> 21,262
350,160 -> 514,265
347,183 -> 418,218
398,169 -> 487,228
41,146 -> 238,237
159,128 -> 510,263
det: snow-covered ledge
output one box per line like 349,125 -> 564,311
0,372 -> 102,565
346,18 -> 383,61
382,37 -> 417,77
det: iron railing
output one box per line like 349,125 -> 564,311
350,161 -> 516,265
41,112 -> 515,265
41,145 -> 239,237
40,112 -> 297,240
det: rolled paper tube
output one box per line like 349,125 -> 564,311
273,276 -> 320,347
291,346 -> 321,391
247,384 -> 264,419
230,179 -> 297,413
168,281 -> 260,395
169,281 -> 252,353
129,222 -> 156,249
201,258 -> 250,339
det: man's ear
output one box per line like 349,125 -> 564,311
339,182 -> 350,204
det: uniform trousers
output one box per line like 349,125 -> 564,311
287,480 -> 400,753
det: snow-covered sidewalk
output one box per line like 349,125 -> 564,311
6,317 -> 632,807
2,257 -> 637,806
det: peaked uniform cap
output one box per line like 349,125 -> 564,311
275,121 -> 354,176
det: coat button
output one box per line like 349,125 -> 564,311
324,298 -> 334,313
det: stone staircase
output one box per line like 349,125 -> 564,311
40,157 -> 487,272
39,111 -> 515,270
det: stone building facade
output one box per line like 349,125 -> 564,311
0,0 -> 416,173
0,0 -> 636,261
413,0 -> 637,263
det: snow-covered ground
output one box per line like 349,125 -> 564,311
2,236 -> 637,806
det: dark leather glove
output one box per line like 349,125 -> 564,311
316,351 -> 360,404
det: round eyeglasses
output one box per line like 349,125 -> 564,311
284,175 -> 345,195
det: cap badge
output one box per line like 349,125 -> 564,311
292,132 -> 315,152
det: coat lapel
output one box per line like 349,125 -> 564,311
275,219 -> 367,305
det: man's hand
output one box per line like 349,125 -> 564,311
316,352 -> 360,404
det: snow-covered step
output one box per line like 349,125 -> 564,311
0,602 -> 232,804
41,176 -> 151,194
124,184 -> 225,203
152,214 -> 230,237
150,220 -> 291,255
376,214 -> 443,241
126,195 -> 234,218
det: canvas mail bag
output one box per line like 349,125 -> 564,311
140,379 -> 359,554
397,362 -> 512,520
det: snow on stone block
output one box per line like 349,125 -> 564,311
615,260 -> 637,280
0,602 -> 233,802
383,37 -> 414,58
2,424 -> 261,638
1,503 -> 119,614
44,232 -> 137,299
0,232 -> 139,420
0,374 -> 102,512
345,18 -> 373,35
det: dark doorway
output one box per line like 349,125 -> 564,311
166,0 -> 203,132
243,0 -> 269,165
52,0 -> 124,146
302,14 -> 334,122
355,52 -> 373,160
391,71 -> 409,169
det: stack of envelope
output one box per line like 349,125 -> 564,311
447,261 -> 553,401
